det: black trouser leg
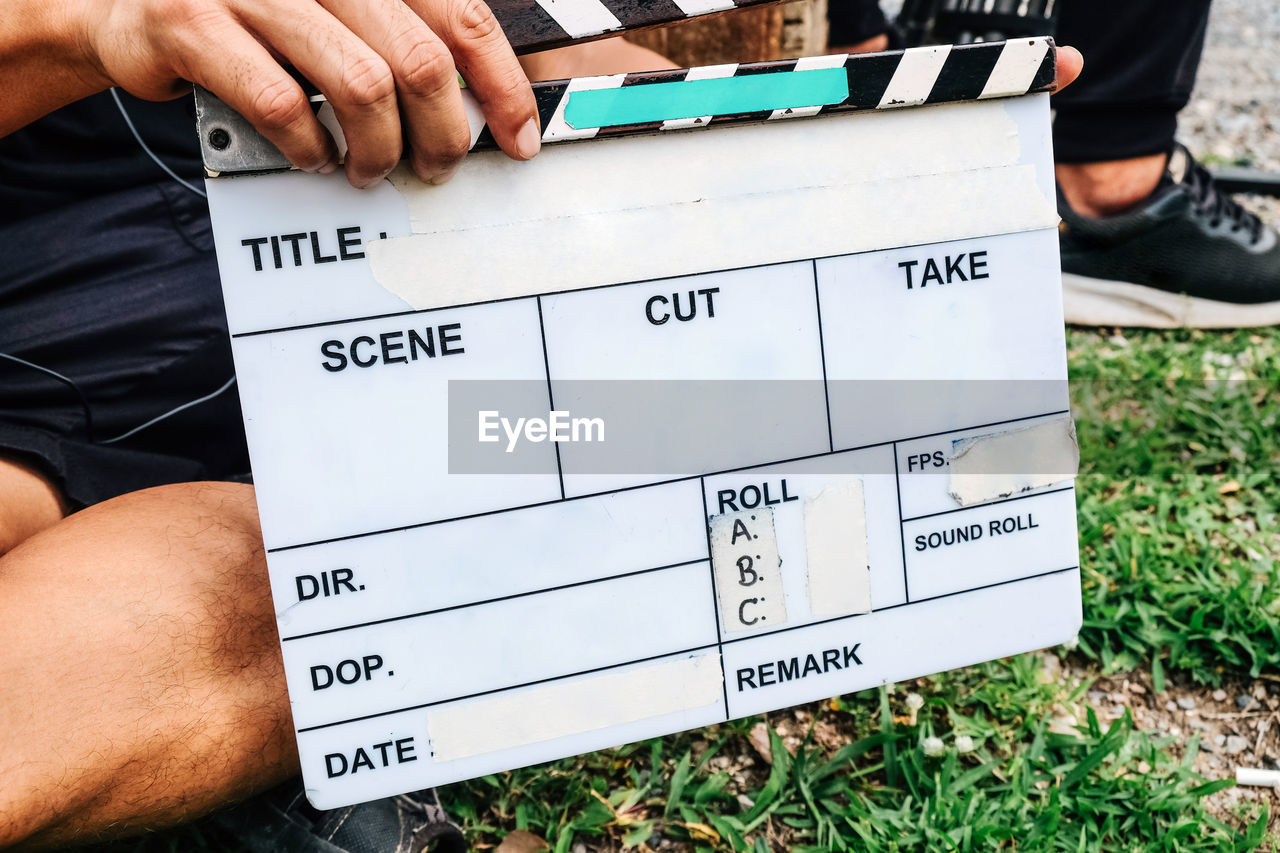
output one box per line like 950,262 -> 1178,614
826,0 -> 890,48
1053,0 -> 1212,162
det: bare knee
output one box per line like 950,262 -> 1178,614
105,481 -> 276,658
4,481 -> 274,665
0,482 -> 296,848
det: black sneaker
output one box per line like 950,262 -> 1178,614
207,779 -> 467,853
1059,144 -> 1280,327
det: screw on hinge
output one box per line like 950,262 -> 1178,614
208,128 -> 231,151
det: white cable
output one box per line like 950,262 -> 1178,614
0,351 -> 96,440
103,93 -> 246,441
100,376 -> 236,445
110,88 -> 207,199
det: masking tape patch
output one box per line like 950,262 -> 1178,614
368,165 -> 1053,310
804,481 -> 872,616
948,415 -> 1079,506
426,655 -> 721,762
709,507 -> 787,634
368,99 -> 1052,309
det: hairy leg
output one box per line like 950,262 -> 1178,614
0,481 -> 298,850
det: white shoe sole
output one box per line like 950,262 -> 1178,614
1062,272 -> 1280,328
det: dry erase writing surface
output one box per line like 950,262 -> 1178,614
205,50 -> 1080,808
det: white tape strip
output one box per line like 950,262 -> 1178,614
948,415 -> 1079,506
709,508 -> 787,634
879,45 -> 951,109
460,88 -> 486,149
315,102 -> 348,162
535,0 -> 622,38
662,64 -> 739,131
391,98 -> 1023,236
979,37 -> 1050,99
370,99 -> 1054,308
369,164 -> 1054,308
769,54 -> 849,120
804,481 -> 872,616
542,74 -> 627,141
671,0 -> 737,14
426,655 -> 722,762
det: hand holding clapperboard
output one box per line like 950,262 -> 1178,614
198,1 -> 1083,808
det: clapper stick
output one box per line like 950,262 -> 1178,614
196,0 -> 779,173
198,38 -> 1057,174
484,0 -> 780,53
201,13 -> 1081,810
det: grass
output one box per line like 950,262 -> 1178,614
434,327 -> 1280,852
90,326 -> 1280,852
442,665 -> 1268,851
1068,329 -> 1280,686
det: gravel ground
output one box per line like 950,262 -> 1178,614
1180,0 -> 1280,224
1080,0 -> 1280,827
1069,661 -> 1280,833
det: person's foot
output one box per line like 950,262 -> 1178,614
208,780 -> 467,852
1057,144 -> 1280,328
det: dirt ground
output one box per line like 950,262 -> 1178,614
1056,656 -> 1280,833
750,655 -> 1280,840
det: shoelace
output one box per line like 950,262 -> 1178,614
1183,155 -> 1266,245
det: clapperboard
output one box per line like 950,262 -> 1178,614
197,4 -> 1081,808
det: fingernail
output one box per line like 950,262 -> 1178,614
515,117 -> 541,160
425,163 -> 460,186
317,159 -> 338,175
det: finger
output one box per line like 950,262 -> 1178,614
413,0 -> 541,163
179,15 -> 337,174
237,0 -> 405,188
319,0 -> 473,184
1054,45 -> 1083,92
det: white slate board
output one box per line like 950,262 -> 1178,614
206,91 -> 1081,808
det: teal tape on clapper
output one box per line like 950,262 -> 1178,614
563,68 -> 850,129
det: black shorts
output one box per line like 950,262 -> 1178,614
0,181 -> 249,510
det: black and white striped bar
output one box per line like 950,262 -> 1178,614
488,0 -> 776,52
481,38 -> 1056,150
198,38 -> 1055,173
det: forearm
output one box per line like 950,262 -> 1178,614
1,0 -> 110,137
